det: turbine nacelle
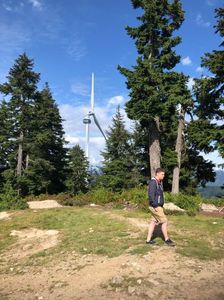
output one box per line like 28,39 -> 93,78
83,115 -> 91,124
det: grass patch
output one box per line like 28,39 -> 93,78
111,210 -> 224,260
0,208 -> 143,263
0,207 -> 223,265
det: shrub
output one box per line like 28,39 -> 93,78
167,193 -> 202,216
86,187 -> 119,205
201,197 -> 224,207
61,197 -> 88,207
120,187 -> 148,211
0,182 -> 28,211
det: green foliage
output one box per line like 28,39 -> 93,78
118,1 -> 187,179
58,185 -> 206,216
165,192 -> 202,216
202,197 -> 224,207
86,187 -> 119,204
65,145 -> 89,194
193,7 -> 224,159
60,197 -> 88,207
120,187 -> 148,211
0,181 -> 28,211
0,54 -> 67,197
100,107 -> 142,191
118,0 -> 185,121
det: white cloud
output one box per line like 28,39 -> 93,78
196,14 -> 211,27
108,95 -> 124,106
1,1 -> 25,12
64,37 -> 87,61
2,2 -> 12,11
187,77 -> 195,91
0,22 -> 30,58
28,0 -> 43,10
206,0 -> 219,6
196,66 -> 204,73
71,82 -> 90,97
181,56 -> 192,66
202,151 -> 223,169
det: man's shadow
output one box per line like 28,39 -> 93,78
151,224 -> 165,241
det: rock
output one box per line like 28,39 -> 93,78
200,203 -> 219,212
148,279 -> 160,286
22,244 -> 33,251
137,279 -> 142,285
27,200 -> 63,209
131,262 -> 141,271
164,202 -> 185,212
112,275 -> 124,285
128,286 -> 136,294
219,207 -> 224,213
0,212 -> 11,220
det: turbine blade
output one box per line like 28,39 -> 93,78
92,113 -> 107,140
91,73 -> 94,112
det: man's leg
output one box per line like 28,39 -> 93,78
161,221 -> 169,241
146,220 -> 156,241
161,220 -> 175,246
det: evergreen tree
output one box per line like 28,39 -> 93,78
0,100 -> 11,190
0,53 -> 40,194
65,145 -> 89,194
21,83 -> 67,194
0,54 -> 67,195
118,0 -> 185,177
194,7 -> 224,165
100,107 -> 140,191
131,121 -> 150,182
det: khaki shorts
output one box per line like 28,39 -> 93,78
149,206 -> 167,224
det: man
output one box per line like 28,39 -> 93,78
146,168 -> 175,246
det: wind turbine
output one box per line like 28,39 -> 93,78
83,73 -> 107,159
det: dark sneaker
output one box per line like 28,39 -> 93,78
146,239 -> 156,245
165,238 -> 175,246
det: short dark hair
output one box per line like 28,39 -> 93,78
155,168 -> 165,174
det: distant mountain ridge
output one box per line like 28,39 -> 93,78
207,170 -> 224,187
198,170 -> 224,198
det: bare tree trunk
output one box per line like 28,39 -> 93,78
149,117 -> 161,178
25,154 -> 29,170
16,131 -> 23,176
172,108 -> 185,194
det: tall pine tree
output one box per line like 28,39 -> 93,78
21,83 -> 67,194
118,0 -> 186,177
194,7 -> 224,166
65,145 -> 89,194
100,107 -> 140,191
0,54 -> 67,195
0,53 -> 40,179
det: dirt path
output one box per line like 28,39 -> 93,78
0,208 -> 224,300
1,247 -> 224,300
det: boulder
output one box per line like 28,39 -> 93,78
0,212 -> 11,220
200,203 -> 219,212
164,202 -> 185,212
27,200 -> 63,209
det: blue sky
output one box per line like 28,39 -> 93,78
0,0 -> 223,167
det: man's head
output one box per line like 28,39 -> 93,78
155,168 -> 165,181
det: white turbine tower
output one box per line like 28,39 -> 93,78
83,73 -> 107,159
